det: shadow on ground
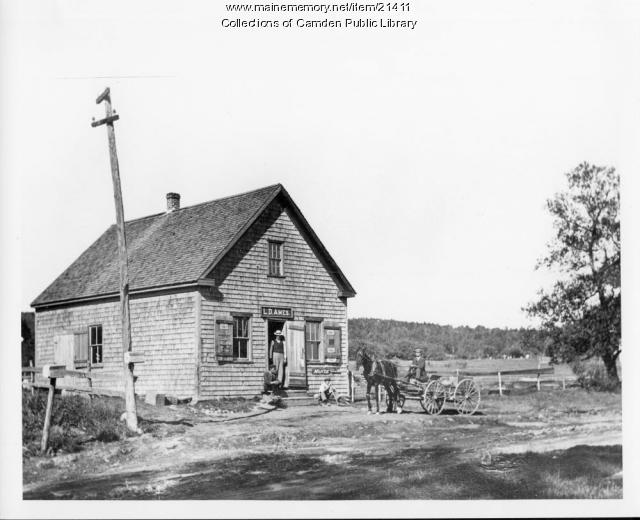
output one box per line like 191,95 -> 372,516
24,444 -> 621,500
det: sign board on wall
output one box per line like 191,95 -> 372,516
311,368 -> 342,375
323,327 -> 341,364
261,307 -> 294,319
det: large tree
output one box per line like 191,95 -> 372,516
527,163 -> 621,383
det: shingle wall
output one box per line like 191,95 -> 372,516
35,291 -> 197,398
199,200 -> 349,398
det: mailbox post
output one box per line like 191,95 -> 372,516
40,364 -> 65,453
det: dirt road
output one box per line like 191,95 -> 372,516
23,389 -> 622,499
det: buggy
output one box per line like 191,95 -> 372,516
387,372 -> 481,415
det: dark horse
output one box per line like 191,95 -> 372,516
355,347 -> 401,414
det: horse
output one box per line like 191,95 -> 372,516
355,347 -> 401,414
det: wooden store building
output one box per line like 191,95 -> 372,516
31,184 -> 356,400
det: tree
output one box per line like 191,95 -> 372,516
526,163 -> 621,383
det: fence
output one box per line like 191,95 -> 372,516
347,364 -> 577,402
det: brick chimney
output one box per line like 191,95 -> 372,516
166,192 -> 180,212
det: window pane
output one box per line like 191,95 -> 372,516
242,318 -> 248,337
90,326 -> 96,345
232,317 -> 249,358
268,242 -> 283,275
96,326 -> 102,345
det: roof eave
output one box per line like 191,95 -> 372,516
31,280 -> 204,310
198,184 -> 284,279
199,184 -> 356,297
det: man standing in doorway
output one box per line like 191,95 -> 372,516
269,330 -> 287,387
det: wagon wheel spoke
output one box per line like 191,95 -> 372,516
453,379 -> 480,415
421,380 -> 446,415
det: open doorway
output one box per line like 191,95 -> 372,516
267,319 -> 286,365
267,319 -> 286,386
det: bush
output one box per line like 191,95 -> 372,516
427,346 -> 448,361
570,360 -> 621,392
22,389 -> 132,456
507,346 -> 525,358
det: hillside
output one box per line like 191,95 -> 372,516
348,317 -> 546,361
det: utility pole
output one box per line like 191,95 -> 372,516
91,87 -> 138,431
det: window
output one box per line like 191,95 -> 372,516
89,325 -> 103,365
305,321 -> 321,361
268,241 -> 284,276
232,316 -> 250,359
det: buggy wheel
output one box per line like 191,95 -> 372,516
453,378 -> 480,415
421,380 -> 446,415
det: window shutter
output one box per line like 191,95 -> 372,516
324,328 -> 341,364
74,332 -> 89,366
216,320 -> 234,359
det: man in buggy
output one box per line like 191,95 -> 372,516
405,348 -> 428,383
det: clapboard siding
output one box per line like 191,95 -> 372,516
199,200 -> 349,398
35,291 -> 197,398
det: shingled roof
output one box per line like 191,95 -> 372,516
32,184 -> 355,308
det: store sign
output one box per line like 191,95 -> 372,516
311,368 -> 342,375
261,306 -> 294,319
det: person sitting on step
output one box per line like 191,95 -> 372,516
263,364 -> 280,394
318,377 -> 336,405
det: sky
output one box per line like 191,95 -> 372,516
4,0 -> 639,329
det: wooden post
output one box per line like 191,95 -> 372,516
29,360 -> 35,394
562,377 -> 566,390
536,371 -> 541,392
41,377 -> 57,453
92,88 -> 138,432
498,371 -> 503,396
351,372 -> 356,403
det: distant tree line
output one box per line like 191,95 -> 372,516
348,318 -> 548,361
21,312 -> 35,367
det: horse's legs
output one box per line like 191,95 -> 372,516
374,383 -> 380,413
393,383 -> 403,413
365,381 -> 373,413
385,383 -> 395,413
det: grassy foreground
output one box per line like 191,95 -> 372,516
22,389 -> 133,456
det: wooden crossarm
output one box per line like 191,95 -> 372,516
96,87 -> 110,104
91,114 -> 120,127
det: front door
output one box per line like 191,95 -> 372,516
284,321 -> 307,388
